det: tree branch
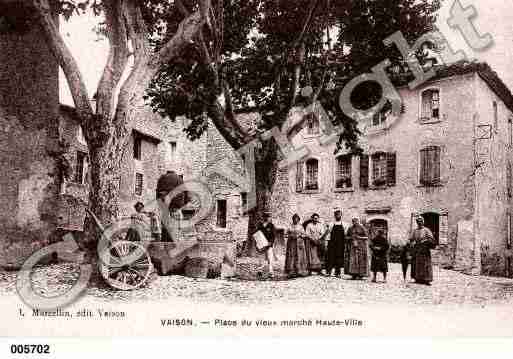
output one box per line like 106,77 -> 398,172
290,42 -> 306,108
96,0 -> 130,119
32,0 -> 93,122
175,0 -> 190,16
291,0 -> 320,49
265,0 -> 320,126
115,1 -> 206,128
207,100 -> 247,149
123,0 -> 151,65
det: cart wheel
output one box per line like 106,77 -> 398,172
99,240 -> 152,291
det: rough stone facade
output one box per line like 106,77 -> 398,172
3,9 -> 512,279
0,6 -> 60,266
284,64 -> 513,277
0,4 -> 245,265
60,106 -> 247,242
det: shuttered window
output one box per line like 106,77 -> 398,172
216,199 -> 227,228
371,152 -> 387,186
421,89 -> 440,121
420,146 -> 441,186
240,192 -> 248,214
335,155 -> 352,188
135,173 -> 143,196
74,151 -> 87,184
360,154 -> 369,189
508,162 -> 512,198
169,141 -> 177,159
386,152 -> 397,186
133,136 -> 142,160
372,111 -> 386,126
306,114 -> 320,135
372,106 -> 392,126
508,212 -> 513,248
439,213 -> 448,245
296,161 -> 304,192
305,159 -> 319,190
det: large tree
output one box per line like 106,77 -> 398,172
18,0 -> 211,250
146,0 -> 442,246
13,0 -> 440,255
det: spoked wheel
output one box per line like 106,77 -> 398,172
99,240 -> 152,291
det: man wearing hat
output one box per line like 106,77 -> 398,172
155,170 -> 186,242
256,211 -> 276,276
325,208 -> 346,277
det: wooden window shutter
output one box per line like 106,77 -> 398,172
433,147 -> 441,183
421,91 -> 431,120
360,154 -> 369,189
296,161 -> 303,192
507,162 -> 512,198
439,213 -> 449,245
386,152 -> 396,186
508,212 -> 513,248
420,148 -> 427,184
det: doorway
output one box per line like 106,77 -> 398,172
369,219 -> 388,240
421,212 -> 440,245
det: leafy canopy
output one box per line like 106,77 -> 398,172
146,0 -> 441,153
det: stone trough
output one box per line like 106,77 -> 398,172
147,230 -> 236,279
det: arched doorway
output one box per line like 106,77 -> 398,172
369,219 -> 388,240
421,212 -> 439,245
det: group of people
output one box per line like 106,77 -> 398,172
257,209 -> 436,285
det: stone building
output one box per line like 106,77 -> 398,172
58,105 -> 248,241
0,1 -> 62,266
284,62 -> 513,277
0,2 -> 246,267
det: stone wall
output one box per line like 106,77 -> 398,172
0,8 -> 60,265
285,73 -> 481,271
474,74 -> 513,276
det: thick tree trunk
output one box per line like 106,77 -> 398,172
81,141 -> 125,263
242,140 -> 279,257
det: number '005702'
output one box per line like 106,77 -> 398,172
10,344 -> 50,354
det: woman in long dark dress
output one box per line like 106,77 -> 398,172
410,216 -> 435,285
345,217 -> 369,279
326,209 -> 346,277
285,214 -> 309,278
370,229 -> 390,283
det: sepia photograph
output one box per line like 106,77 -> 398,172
2,0 -> 513,346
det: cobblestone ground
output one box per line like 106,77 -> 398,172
2,263 -> 513,306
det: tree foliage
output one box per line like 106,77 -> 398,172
146,0 -> 442,154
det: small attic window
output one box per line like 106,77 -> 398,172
420,88 -> 440,122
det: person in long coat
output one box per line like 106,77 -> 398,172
285,214 -> 309,278
370,229 -> 390,283
326,209 -> 346,277
256,212 -> 276,276
305,213 -> 326,274
345,217 -> 369,279
410,216 -> 435,285
155,170 -> 186,242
